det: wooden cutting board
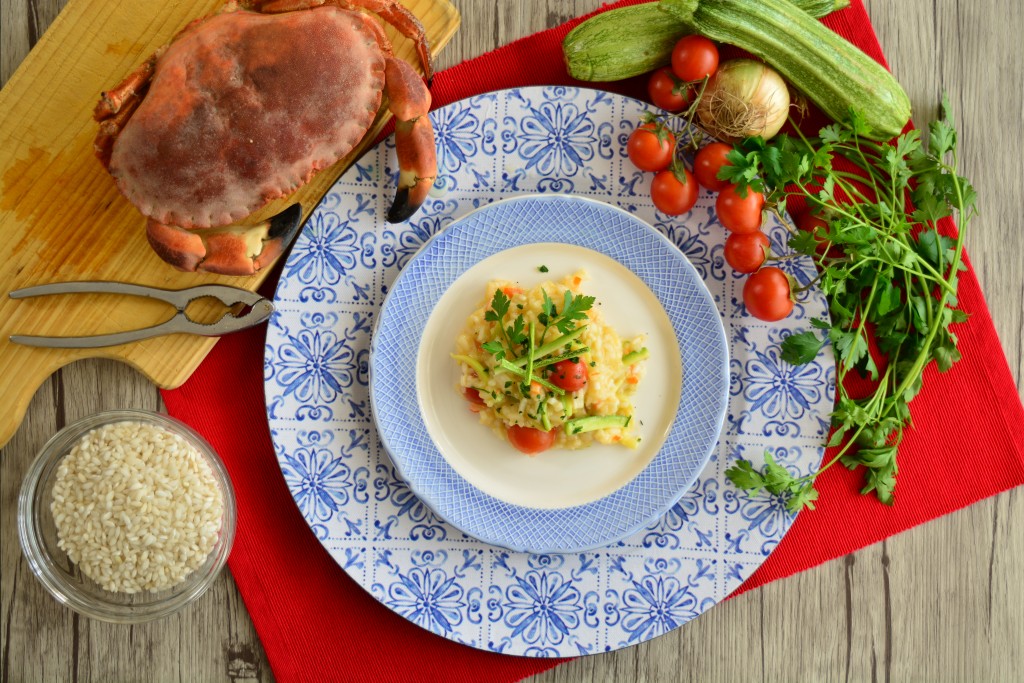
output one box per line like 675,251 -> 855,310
0,0 -> 460,449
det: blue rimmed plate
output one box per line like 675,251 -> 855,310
264,86 -> 835,657
371,195 -> 728,553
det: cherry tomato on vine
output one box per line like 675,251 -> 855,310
627,123 -> 675,172
743,266 -> 794,321
693,142 -> 733,191
671,35 -> 719,82
647,67 -> 691,112
724,231 -> 770,273
548,358 -> 588,392
507,425 -> 556,455
795,210 -> 828,234
716,184 -> 764,234
651,167 -> 698,215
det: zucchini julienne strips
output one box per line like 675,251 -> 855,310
450,353 -> 487,377
509,326 -> 588,368
564,414 -> 630,436
497,360 -> 565,396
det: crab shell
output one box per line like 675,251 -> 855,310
97,4 -> 436,274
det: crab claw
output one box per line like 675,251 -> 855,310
382,56 -> 436,224
146,204 -> 303,275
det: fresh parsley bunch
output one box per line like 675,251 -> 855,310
721,98 -> 976,510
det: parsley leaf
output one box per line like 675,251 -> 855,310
552,291 -> 595,335
725,459 -> 767,493
781,331 -> 824,365
484,289 -> 510,324
481,340 -> 505,360
715,98 -> 973,511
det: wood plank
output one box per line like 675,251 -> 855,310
2,0 -> 1023,682
0,0 -> 460,449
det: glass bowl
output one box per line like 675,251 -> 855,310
18,409 -> 236,623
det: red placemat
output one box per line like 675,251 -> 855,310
162,2 -> 1024,681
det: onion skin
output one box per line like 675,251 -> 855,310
697,59 -> 791,141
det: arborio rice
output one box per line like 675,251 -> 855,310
50,421 -> 224,593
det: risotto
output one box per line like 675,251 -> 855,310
452,270 -> 647,455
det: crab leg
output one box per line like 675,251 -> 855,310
251,0 -> 432,79
146,204 -> 303,275
93,56 -> 156,120
92,56 -> 157,168
382,56 -> 436,223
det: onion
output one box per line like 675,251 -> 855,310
697,59 -> 791,141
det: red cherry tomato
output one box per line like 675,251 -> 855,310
651,168 -> 698,216
716,184 -> 764,234
743,266 -> 794,321
693,142 -> 733,192
627,123 -> 676,172
647,67 -> 690,112
507,425 -> 557,455
795,211 -> 828,234
671,35 -> 719,82
461,387 -> 486,412
724,231 -> 770,273
548,358 -> 589,392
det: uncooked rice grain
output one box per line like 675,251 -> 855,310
50,421 -> 224,593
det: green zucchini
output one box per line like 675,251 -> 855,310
562,0 -> 849,82
661,0 -> 910,140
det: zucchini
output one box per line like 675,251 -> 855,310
661,0 -> 910,140
562,0 -> 849,82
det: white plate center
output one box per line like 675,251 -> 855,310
415,243 -> 683,509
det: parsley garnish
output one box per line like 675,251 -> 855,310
723,97 -> 975,510
478,282 -> 597,411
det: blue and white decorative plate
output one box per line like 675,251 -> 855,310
264,86 -> 835,657
371,195 -> 728,554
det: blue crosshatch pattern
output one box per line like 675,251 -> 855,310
371,195 -> 728,554
265,87 -> 835,656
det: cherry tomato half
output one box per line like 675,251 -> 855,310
724,231 -> 770,273
548,358 -> 589,392
627,123 -> 676,172
461,386 -> 486,412
507,425 -> 557,455
693,142 -> 732,192
743,266 -> 794,321
716,184 -> 764,234
647,67 -> 690,112
651,168 -> 698,216
671,35 -> 719,82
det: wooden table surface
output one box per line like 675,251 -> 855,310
2,1 -> 1022,681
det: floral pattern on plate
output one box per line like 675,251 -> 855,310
265,86 -> 835,656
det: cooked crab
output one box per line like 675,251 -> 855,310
94,0 -> 436,275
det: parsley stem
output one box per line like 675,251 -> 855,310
890,162 -> 969,402
854,136 -> 883,204
856,258 -> 955,294
497,321 -> 517,362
